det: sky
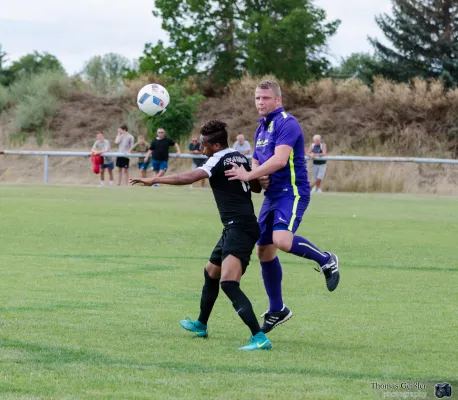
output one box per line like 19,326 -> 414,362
1,0 -> 393,74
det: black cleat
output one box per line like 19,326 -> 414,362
315,252 -> 340,292
260,306 -> 293,333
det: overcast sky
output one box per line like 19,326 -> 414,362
1,0 -> 392,74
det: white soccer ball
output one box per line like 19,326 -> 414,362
137,83 -> 170,116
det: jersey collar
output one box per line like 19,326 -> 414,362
259,107 -> 285,126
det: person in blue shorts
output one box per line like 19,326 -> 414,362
144,128 -> 181,186
129,135 -> 150,178
226,80 -> 340,333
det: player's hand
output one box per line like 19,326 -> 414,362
259,175 -> 269,190
129,178 -> 154,186
225,163 -> 250,182
176,152 -> 181,158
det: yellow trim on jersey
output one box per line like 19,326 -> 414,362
281,111 -> 288,119
288,149 -> 300,231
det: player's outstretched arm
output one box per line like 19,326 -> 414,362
130,169 -> 208,187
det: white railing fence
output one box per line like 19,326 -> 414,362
1,150 -> 457,184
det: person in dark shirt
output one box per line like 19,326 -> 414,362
144,128 -> 181,185
188,136 -> 207,188
130,120 -> 272,351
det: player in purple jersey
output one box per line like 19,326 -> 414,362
225,80 -> 340,333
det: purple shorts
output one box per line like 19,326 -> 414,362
257,195 -> 310,246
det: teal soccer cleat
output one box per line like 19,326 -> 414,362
238,332 -> 272,351
179,317 -> 208,338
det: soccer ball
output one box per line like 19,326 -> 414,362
137,83 -> 170,116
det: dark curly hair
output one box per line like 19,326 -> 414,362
200,120 -> 228,147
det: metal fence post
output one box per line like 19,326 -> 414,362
44,155 -> 49,184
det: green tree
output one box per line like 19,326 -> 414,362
369,0 -> 458,85
330,53 -> 379,85
145,0 -> 339,85
0,44 -> 11,86
8,51 -> 65,82
142,83 -> 204,142
242,0 -> 340,83
137,41 -> 197,80
82,53 -> 132,93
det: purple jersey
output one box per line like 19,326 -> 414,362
253,107 -> 310,198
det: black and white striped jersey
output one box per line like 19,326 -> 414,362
198,148 -> 257,226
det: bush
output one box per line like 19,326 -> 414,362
5,70 -> 71,133
142,82 -> 205,142
12,93 -> 60,132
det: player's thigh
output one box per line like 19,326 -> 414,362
222,225 -> 260,275
257,198 -> 275,246
220,255 -> 242,282
208,234 -> 224,269
273,196 -> 310,234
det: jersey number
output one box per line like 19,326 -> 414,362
241,181 -> 250,192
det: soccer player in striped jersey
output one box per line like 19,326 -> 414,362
225,80 -> 340,333
130,120 -> 272,351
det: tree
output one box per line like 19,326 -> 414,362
242,0 -> 340,83
142,83 -> 204,141
8,51 -> 65,82
145,0 -> 339,85
82,53 -> 132,93
0,44 -> 11,86
369,0 -> 458,85
330,53 -> 379,85
137,41 -> 197,80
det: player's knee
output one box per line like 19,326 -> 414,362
273,236 -> 292,252
205,262 -> 221,279
257,245 -> 276,261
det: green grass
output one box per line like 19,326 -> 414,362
0,186 -> 456,400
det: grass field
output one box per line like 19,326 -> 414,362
0,185 -> 457,400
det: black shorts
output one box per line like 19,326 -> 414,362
209,223 -> 260,274
116,157 -> 130,169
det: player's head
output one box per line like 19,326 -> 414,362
200,120 -> 229,157
255,80 -> 282,117
118,124 -> 128,134
191,136 -> 198,144
313,134 -> 322,145
236,134 -> 245,144
138,135 -> 145,144
96,131 -> 104,140
157,128 -> 165,139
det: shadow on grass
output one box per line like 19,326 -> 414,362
0,338 -> 453,383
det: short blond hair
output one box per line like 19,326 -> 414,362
313,135 -> 322,141
257,80 -> 282,97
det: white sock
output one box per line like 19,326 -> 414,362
100,181 -> 104,185
109,181 -> 113,185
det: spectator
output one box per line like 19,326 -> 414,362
233,134 -> 251,155
307,134 -> 328,193
188,136 -> 206,188
114,124 -> 134,186
129,135 -> 150,178
144,128 -> 181,186
91,131 -> 114,186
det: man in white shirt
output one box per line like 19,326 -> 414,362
114,124 -> 134,186
232,134 -> 251,155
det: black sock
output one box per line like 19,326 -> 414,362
198,269 -> 220,325
220,280 -> 261,336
